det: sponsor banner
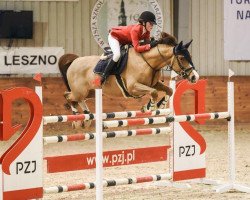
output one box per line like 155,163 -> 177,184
91,0 -> 163,49
0,47 -> 64,74
45,146 -> 170,173
224,0 -> 250,60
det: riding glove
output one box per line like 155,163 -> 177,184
150,40 -> 158,48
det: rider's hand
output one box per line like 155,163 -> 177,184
150,40 -> 158,48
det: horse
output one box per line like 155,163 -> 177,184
58,32 -> 199,128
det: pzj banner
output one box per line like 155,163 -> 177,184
224,0 -> 250,60
0,47 -> 64,74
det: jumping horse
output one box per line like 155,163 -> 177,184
58,32 -> 199,128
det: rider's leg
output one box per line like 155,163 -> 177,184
101,34 -> 121,84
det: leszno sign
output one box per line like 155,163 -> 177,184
0,47 -> 64,74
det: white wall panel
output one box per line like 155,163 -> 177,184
65,2 -> 74,52
190,0 -> 250,75
158,0 -> 172,32
215,0 -> 223,75
0,0 -> 247,75
73,0 -> 82,55
57,2 -> 66,48
40,2 -> 49,46
207,0 -> 215,75
190,0 -> 200,73
82,0 -> 91,56
0,0 -> 171,56
89,0 -> 100,55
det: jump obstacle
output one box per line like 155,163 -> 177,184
0,72 -> 250,200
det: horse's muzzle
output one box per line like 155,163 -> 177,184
190,69 -> 199,83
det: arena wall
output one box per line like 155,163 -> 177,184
0,76 -> 249,124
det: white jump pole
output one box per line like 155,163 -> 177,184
168,79 -> 176,176
95,89 -> 103,200
228,81 -> 236,185
215,80 -> 250,193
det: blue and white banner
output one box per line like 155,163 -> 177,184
224,0 -> 250,60
0,47 -> 64,74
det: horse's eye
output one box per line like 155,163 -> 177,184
179,57 -> 185,62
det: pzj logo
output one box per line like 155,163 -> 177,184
0,87 -> 42,175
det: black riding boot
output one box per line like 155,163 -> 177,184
101,59 -> 116,84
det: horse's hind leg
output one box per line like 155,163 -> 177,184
153,82 -> 173,109
78,100 -> 92,128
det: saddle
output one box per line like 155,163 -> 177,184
93,45 -> 142,98
93,45 -> 130,75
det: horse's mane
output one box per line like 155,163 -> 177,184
158,32 -> 178,46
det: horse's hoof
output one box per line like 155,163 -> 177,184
81,122 -> 85,129
141,105 -> 147,112
64,103 -> 71,110
151,105 -> 157,111
72,122 -> 76,129
81,120 -> 92,129
72,121 -> 82,130
63,91 -> 71,100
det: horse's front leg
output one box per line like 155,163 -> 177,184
132,82 -> 158,112
153,82 -> 173,109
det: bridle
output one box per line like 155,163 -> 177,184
141,44 -> 195,79
159,45 -> 195,79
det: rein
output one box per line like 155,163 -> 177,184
140,45 -> 166,71
140,52 -> 161,86
140,44 -> 195,83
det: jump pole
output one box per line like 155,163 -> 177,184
95,88 -> 103,200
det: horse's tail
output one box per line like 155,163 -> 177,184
58,53 -> 79,91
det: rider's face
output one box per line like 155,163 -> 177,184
145,22 -> 154,32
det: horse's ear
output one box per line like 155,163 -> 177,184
174,41 -> 183,54
183,39 -> 193,49
176,41 -> 183,49
180,41 -> 183,47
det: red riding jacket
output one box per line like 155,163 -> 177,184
110,24 -> 151,53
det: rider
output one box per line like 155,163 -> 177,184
100,11 -> 159,84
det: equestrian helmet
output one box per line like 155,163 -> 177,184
138,11 -> 157,25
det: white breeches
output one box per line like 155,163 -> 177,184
108,33 -> 121,62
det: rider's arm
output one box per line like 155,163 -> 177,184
131,26 -> 150,53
